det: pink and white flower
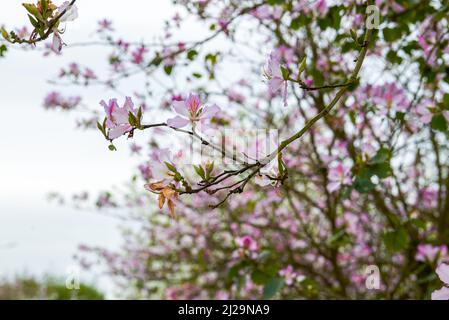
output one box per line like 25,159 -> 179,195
100,97 -> 140,139
167,93 -> 220,129
58,1 -> 79,23
50,1 -> 78,54
235,235 -> 258,252
264,52 -> 288,107
415,244 -> 448,264
327,162 -> 352,193
431,263 -> 449,300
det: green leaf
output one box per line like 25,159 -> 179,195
383,227 -> 410,252
27,14 -> 40,29
136,107 -> 143,127
23,3 -> 44,22
350,29 -> 358,43
194,165 -> 206,180
298,57 -> 306,78
108,144 -> 116,151
0,44 -> 7,57
409,218 -> 426,230
251,270 -> 269,285
205,162 -> 214,179
263,277 -> 284,299
280,66 -> 289,80
353,177 -> 375,193
369,148 -> 390,165
290,15 -> 310,30
442,93 -> 449,108
163,65 -> 173,75
128,112 -> 137,127
383,27 -> 402,42
41,0 -> 48,16
187,50 -> 198,61
326,229 -> 349,248
1,27 -> 10,41
164,162 -> 177,173
431,114 -> 448,132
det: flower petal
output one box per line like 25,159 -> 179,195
52,31 -> 63,53
167,116 -> 190,128
269,77 -> 284,93
59,2 -> 79,22
431,286 -> 449,300
172,100 -> 189,117
436,263 -> 449,285
201,104 -> 220,119
108,124 -> 131,139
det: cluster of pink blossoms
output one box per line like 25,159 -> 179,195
44,91 -> 81,110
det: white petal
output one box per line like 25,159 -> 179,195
59,2 -> 79,22
200,104 -> 220,119
431,286 -> 449,300
172,101 -> 189,117
436,263 -> 449,285
108,124 -> 131,139
167,116 -> 190,128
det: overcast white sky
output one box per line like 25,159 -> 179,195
0,0 -> 177,295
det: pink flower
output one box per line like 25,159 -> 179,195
279,265 -> 305,286
69,63 -> 80,77
166,93 -> 220,129
431,263 -> 449,300
236,235 -> 258,251
100,97 -> 140,139
415,244 -> 448,264
83,68 -> 97,80
44,92 -> 81,110
327,163 -> 352,193
414,104 -> 433,124
58,1 -> 79,23
131,46 -> 147,65
315,0 -> 328,16
264,52 -> 288,106
98,19 -> 114,32
52,31 -> 63,53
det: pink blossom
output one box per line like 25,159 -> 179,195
15,26 -> 29,39
235,235 -> 258,251
279,265 -> 305,286
166,93 -> 220,129
264,52 -> 288,107
131,46 -> 147,65
327,163 -> 352,193
100,97 -> 139,139
414,104 -> 433,124
69,63 -> 80,77
83,68 -> 97,80
431,264 -> 449,300
148,148 -> 182,183
52,31 -> 63,53
44,92 -> 81,110
315,0 -> 328,16
58,1 -> 79,23
130,143 -> 142,155
415,244 -> 448,264
98,19 -> 114,32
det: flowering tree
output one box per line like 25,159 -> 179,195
2,0 -> 449,299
